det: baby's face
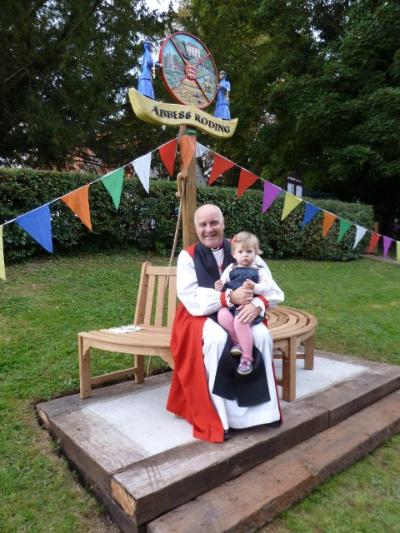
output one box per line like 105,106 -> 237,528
233,245 -> 256,267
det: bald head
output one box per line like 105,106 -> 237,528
194,204 -> 225,249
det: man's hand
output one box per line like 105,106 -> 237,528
230,286 -> 253,306
214,279 -> 224,292
236,303 -> 261,324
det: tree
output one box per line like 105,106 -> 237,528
0,0 -> 172,168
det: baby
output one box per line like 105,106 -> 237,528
215,231 -> 269,375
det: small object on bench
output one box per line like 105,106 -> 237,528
78,262 -> 317,402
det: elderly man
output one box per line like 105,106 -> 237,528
167,204 -> 284,442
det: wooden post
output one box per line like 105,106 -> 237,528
179,125 -> 198,248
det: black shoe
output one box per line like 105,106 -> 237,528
266,420 -> 282,428
224,429 -> 232,441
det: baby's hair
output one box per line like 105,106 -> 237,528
231,231 -> 262,255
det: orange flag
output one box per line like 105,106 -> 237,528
179,135 -> 196,172
322,212 -> 337,237
237,169 -> 259,198
209,153 -> 235,185
61,185 -> 92,230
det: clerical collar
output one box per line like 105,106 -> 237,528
211,242 -> 224,251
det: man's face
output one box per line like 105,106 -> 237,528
195,206 -> 224,249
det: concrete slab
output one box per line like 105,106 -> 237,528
36,352 -> 400,532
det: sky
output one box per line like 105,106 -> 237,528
145,0 -> 178,13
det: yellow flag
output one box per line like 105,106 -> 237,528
281,193 -> 303,221
397,241 -> 400,262
0,225 -> 5,280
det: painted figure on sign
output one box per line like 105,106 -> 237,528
138,42 -> 155,99
213,71 -> 231,120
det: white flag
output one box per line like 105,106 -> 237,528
196,143 -> 209,158
132,152 -> 152,193
353,225 -> 367,249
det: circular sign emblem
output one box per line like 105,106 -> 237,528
159,32 -> 218,109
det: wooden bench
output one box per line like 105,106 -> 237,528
78,262 -> 317,402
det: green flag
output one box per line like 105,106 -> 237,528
337,219 -> 352,242
102,168 -> 124,209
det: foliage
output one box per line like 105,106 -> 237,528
0,167 -> 373,262
0,0 -> 174,169
0,252 -> 399,531
177,0 -> 400,231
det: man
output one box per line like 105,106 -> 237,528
167,204 -> 284,442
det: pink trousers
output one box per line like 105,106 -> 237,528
217,307 -> 253,361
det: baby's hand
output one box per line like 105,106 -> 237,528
214,279 -> 224,291
243,279 -> 255,290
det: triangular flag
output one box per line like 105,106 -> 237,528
353,225 -> 367,249
196,142 -> 209,158
301,203 -> 320,229
281,193 -> 302,221
382,236 -> 393,258
0,225 -> 5,280
322,212 -> 337,237
132,152 -> 152,193
159,139 -> 177,177
102,168 -> 124,210
237,169 -> 259,198
367,232 -> 380,253
15,204 -> 54,252
61,185 -> 92,230
209,153 -> 235,185
397,241 -> 400,262
179,135 -> 197,172
262,182 -> 281,213
337,219 -> 352,242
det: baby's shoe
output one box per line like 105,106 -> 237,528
230,344 -> 242,356
237,357 -> 253,375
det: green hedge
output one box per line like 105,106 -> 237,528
0,168 -> 374,262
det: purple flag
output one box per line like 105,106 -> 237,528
383,236 -> 393,258
262,181 -> 281,213
16,204 -> 53,253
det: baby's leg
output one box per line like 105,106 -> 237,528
233,316 -> 253,361
217,308 -> 238,344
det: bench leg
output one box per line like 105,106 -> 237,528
135,354 -> 145,384
79,336 -> 92,399
282,337 -> 297,402
304,334 -> 315,370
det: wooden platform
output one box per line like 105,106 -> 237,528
37,352 -> 400,532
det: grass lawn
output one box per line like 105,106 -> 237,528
0,250 -> 399,532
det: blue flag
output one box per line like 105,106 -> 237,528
301,203 -> 320,229
16,204 -> 53,253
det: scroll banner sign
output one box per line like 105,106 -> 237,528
129,88 -> 238,139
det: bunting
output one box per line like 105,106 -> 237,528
322,212 -> 337,237
133,152 -> 152,193
367,232 -> 380,254
0,226 -> 5,280
301,203 -> 320,229
159,139 -> 177,177
397,241 -> 400,262
102,168 -> 124,210
209,153 -> 235,185
16,204 -> 54,253
262,182 -> 281,213
383,236 -> 393,258
196,142 -> 209,158
237,169 -> 258,198
353,225 -> 367,249
281,193 -> 302,221
61,185 -> 92,230
337,219 -> 352,242
179,135 -> 197,173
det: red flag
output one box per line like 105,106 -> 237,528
209,153 -> 235,185
237,168 -> 258,198
367,232 -> 380,253
61,185 -> 92,230
159,139 -> 177,177
322,212 -> 337,237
